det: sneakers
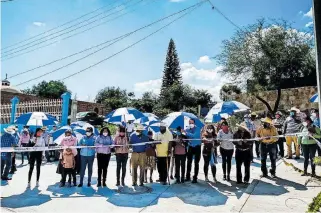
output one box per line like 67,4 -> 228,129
1,176 -> 12,181
36,181 -> 39,187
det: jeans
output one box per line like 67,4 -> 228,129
1,153 -> 12,178
175,154 -> 186,181
28,151 -> 42,182
186,145 -> 201,180
277,133 -> 285,157
261,143 -> 277,175
131,152 -> 146,185
21,144 -> 30,164
61,168 -> 76,185
203,153 -> 216,178
97,153 -> 111,183
302,144 -> 317,173
116,153 -> 128,181
220,147 -> 234,176
157,157 -> 170,183
79,155 -> 95,184
235,149 -> 251,182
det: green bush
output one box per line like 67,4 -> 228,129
308,191 -> 321,213
314,156 -> 321,166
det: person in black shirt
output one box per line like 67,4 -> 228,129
233,123 -> 253,184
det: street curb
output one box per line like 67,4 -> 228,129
282,158 -> 321,180
231,159 -> 284,212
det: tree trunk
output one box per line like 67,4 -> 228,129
255,95 -> 273,113
273,88 -> 282,114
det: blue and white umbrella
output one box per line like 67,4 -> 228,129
143,113 -> 159,119
52,126 -> 76,145
15,112 -> 58,126
70,121 -> 90,128
310,93 -> 318,103
134,116 -> 159,125
205,101 -> 249,122
104,107 -> 145,124
162,112 -> 204,129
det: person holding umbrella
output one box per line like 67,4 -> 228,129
154,123 -> 173,185
28,128 -> 46,188
233,123 -> 253,184
78,127 -> 96,187
257,117 -> 278,178
183,119 -> 202,183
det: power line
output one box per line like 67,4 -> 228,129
1,0 -> 119,50
60,3 -> 203,82
206,0 -> 242,30
2,0 -> 155,61
14,0 -> 205,86
1,0 -> 141,58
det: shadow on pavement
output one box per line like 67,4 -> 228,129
1,188 -> 52,208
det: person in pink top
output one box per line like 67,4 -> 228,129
114,126 -> 129,186
19,129 -> 31,164
173,126 -> 188,184
59,130 -> 78,186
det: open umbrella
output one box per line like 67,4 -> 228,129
104,107 -> 145,125
310,93 -> 318,103
143,112 -> 159,119
52,126 -> 76,145
162,112 -> 204,129
205,101 -> 249,122
15,112 -> 58,126
134,116 -> 159,125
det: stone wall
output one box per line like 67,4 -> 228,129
1,91 -> 43,104
234,86 -> 318,111
77,100 -> 106,115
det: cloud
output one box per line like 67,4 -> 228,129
305,21 -> 313,27
134,63 -> 227,101
198,55 -> 211,63
169,0 -> 185,2
33,22 -> 46,27
304,7 -> 313,18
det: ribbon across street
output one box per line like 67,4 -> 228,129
1,133 -> 320,153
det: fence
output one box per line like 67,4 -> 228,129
1,99 -> 63,124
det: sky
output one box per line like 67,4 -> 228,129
1,0 -> 314,102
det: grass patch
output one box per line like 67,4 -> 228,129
308,191 -> 321,213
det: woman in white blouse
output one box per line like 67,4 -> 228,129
217,121 -> 234,181
27,128 -> 46,188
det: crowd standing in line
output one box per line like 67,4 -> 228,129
1,107 -> 321,189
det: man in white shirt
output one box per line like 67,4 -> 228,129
126,120 -> 135,138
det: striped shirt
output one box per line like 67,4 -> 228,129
1,133 -> 17,157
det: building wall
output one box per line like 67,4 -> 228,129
234,86 -> 318,111
1,91 -> 107,115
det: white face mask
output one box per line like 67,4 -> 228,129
189,124 -> 195,129
311,113 -> 317,120
66,135 -> 71,139
86,132 -> 92,137
303,122 -> 308,127
103,133 -> 108,136
207,129 -> 213,133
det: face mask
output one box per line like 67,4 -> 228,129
276,115 -> 280,119
86,132 -> 92,137
311,113 -> 317,120
303,122 -> 308,127
160,127 -> 166,134
290,112 -> 295,117
36,133 -> 42,137
103,132 -> 108,136
207,129 -> 213,133
189,124 -> 195,129
66,135 -> 71,138
222,126 -> 228,132
119,132 -> 125,137
136,131 -> 142,136
176,132 -> 181,136
23,128 -> 28,131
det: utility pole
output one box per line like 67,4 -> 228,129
313,0 -> 321,120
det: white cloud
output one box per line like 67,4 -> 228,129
304,7 -> 313,18
305,21 -> 313,27
198,55 -> 211,63
133,63 -> 227,101
170,0 -> 185,2
33,22 -> 46,27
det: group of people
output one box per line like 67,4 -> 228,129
1,107 -> 321,189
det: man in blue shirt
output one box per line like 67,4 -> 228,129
182,119 -> 201,183
1,126 -> 17,180
130,124 -> 148,186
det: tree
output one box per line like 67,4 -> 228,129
21,80 -> 69,99
160,39 -> 182,99
219,84 -> 242,101
130,92 -> 158,113
216,19 -> 315,113
193,89 -> 213,107
96,87 -> 128,110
